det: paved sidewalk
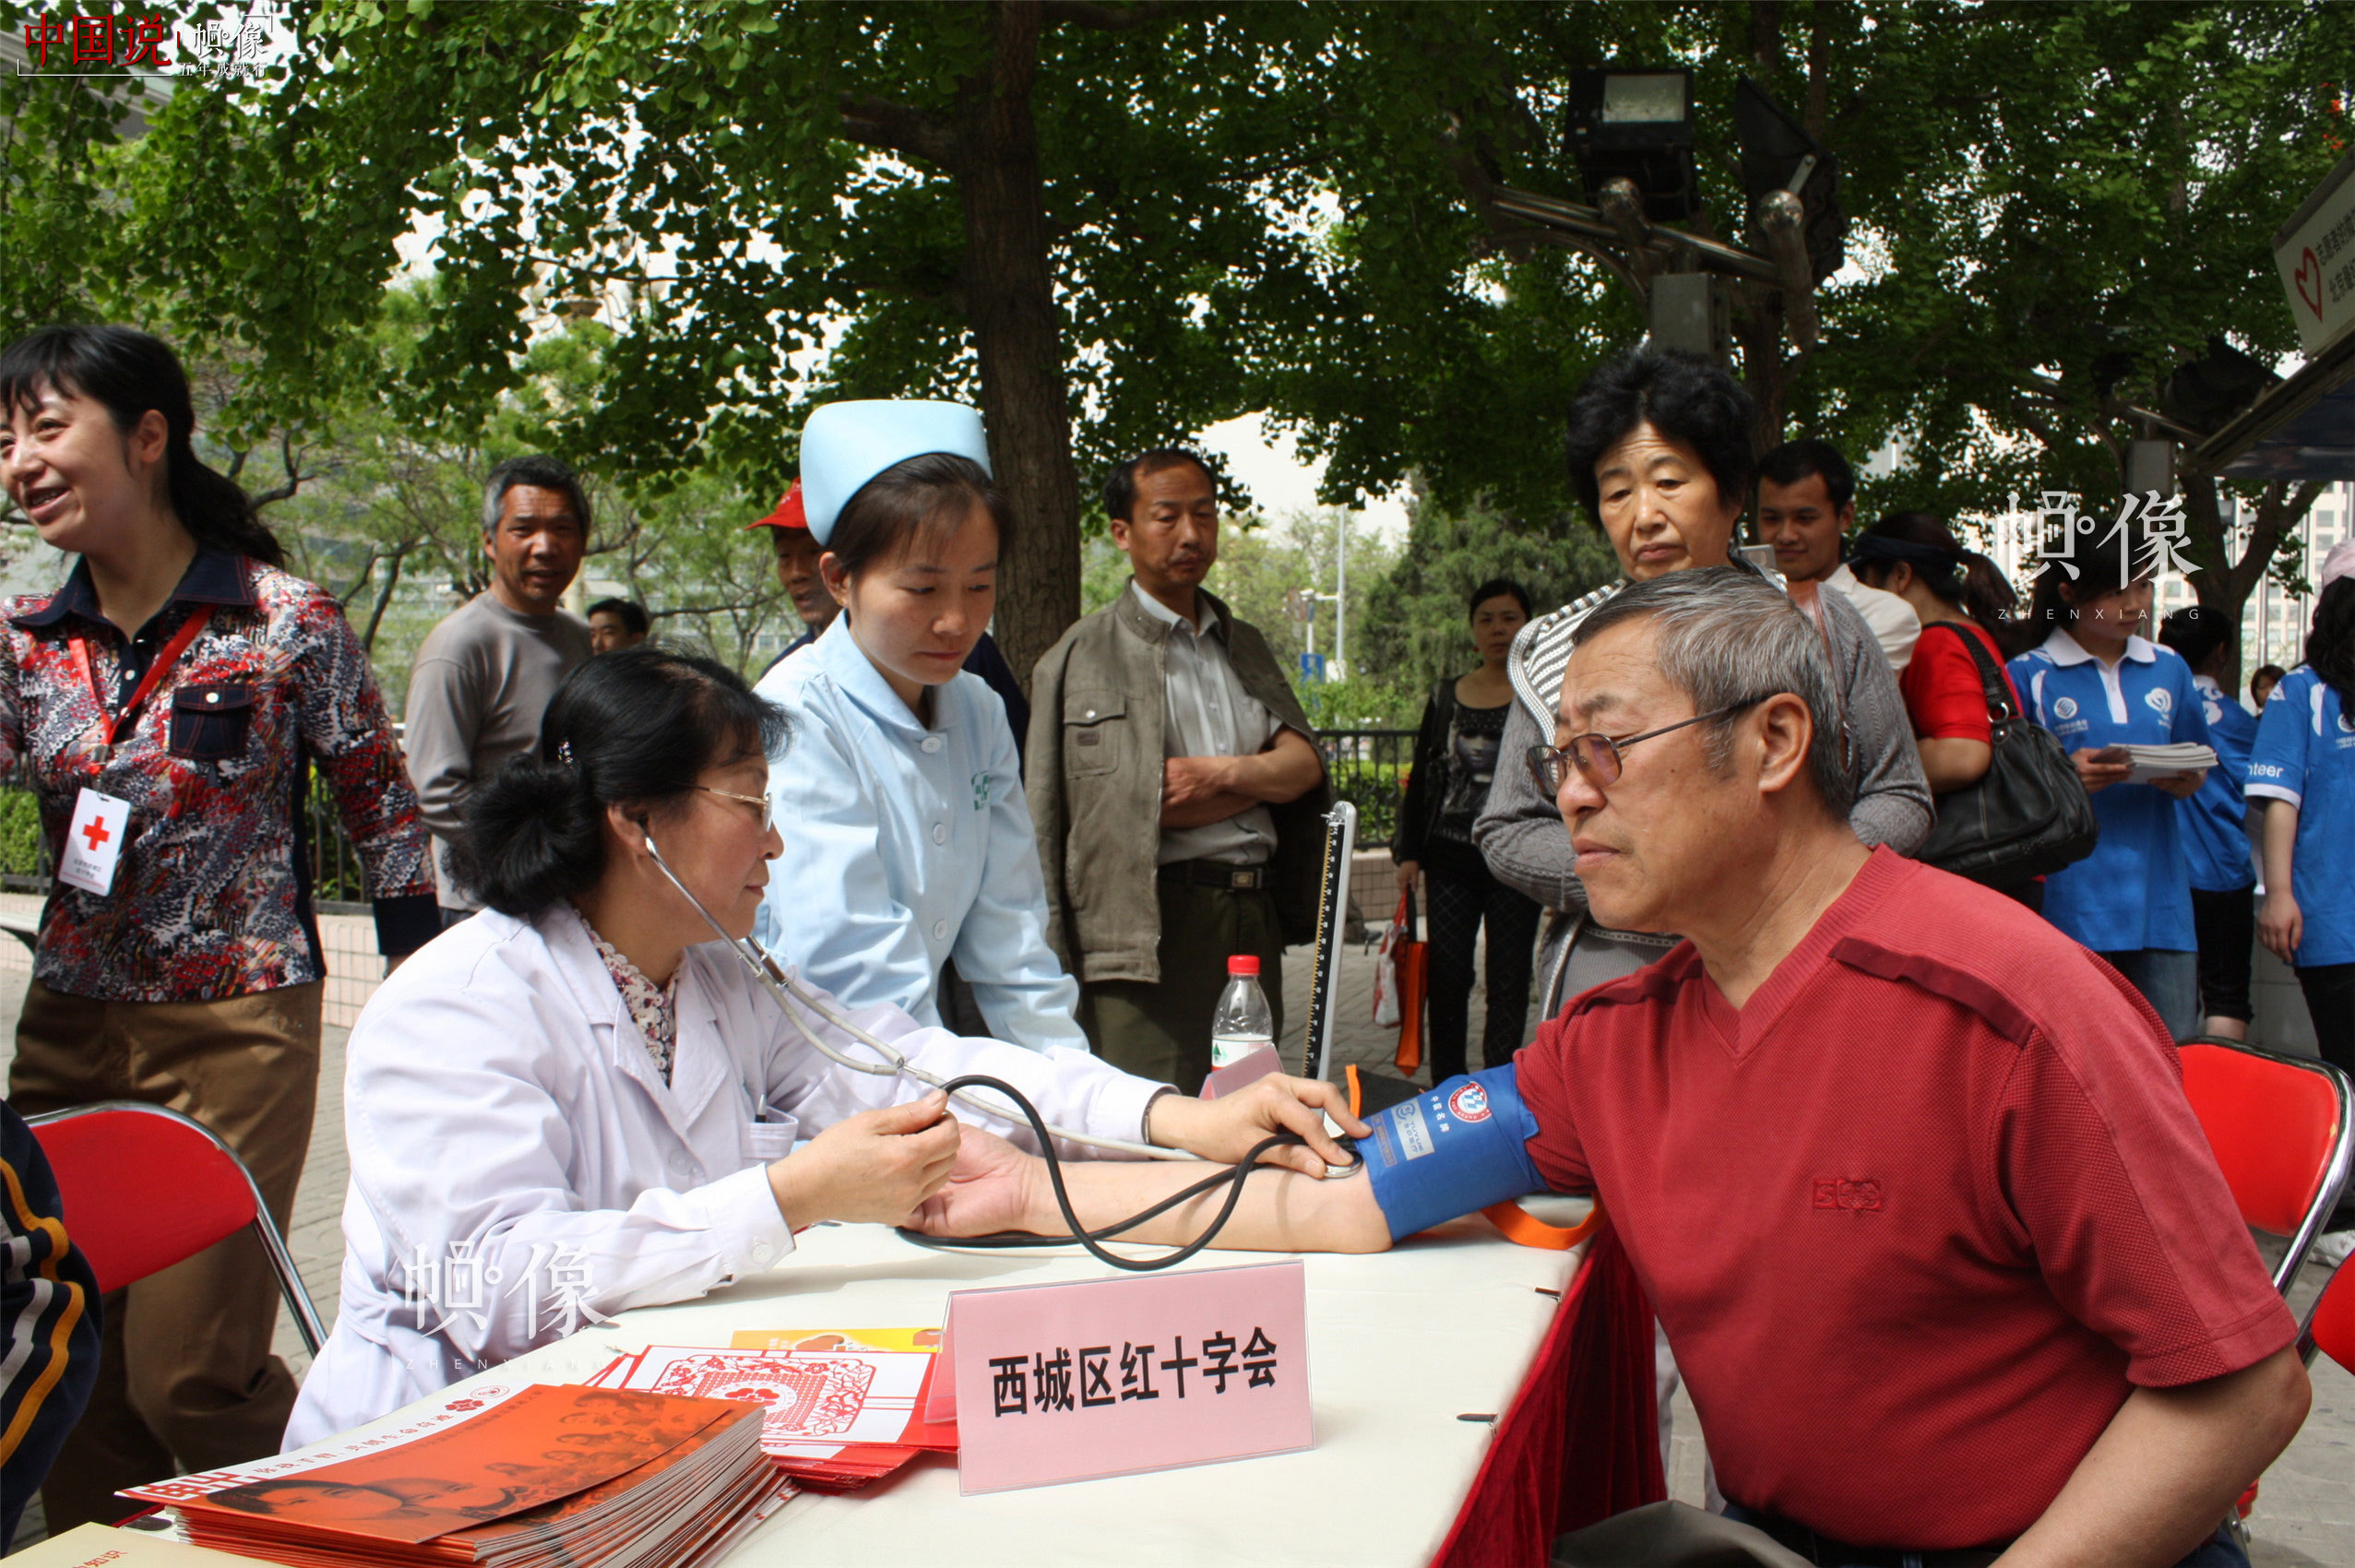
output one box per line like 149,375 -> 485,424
4,932 -> 2351,1560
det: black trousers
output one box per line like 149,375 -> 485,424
2189,885 -> 2256,1024
2298,963 -> 2355,1229
1423,858 -> 1542,1082
2297,962 -> 2355,1082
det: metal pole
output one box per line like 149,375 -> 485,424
1334,512 -> 1347,679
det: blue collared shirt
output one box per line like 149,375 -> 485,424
754,614 -> 1085,1051
2179,675 -> 2257,892
2245,665 -> 2355,967
2009,629 -> 2210,953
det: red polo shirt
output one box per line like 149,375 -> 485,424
1516,848 -> 2294,1550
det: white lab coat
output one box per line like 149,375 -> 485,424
284,903 -> 1162,1448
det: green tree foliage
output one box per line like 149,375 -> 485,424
56,1 -> 1467,682
1359,487 -> 1621,701
1271,2 -> 2355,686
7,1 -> 2343,695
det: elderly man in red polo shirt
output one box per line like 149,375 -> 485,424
919,566 -> 2309,1567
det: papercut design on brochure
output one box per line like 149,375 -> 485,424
648,1352 -> 877,1440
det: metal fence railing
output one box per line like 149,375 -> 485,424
0,765 -> 375,914
1316,728 -> 1416,850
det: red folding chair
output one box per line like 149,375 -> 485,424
2297,1253 -> 2355,1373
2178,1038 -> 2354,1294
27,1100 -> 326,1354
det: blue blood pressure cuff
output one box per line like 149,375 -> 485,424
1356,1065 -> 1545,1241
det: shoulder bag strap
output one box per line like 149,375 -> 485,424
1919,621 -> 2015,723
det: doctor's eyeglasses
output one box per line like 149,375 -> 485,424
1526,697 -> 1767,793
697,787 -> 775,832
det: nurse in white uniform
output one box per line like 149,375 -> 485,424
287,647 -> 1359,1446
755,401 -> 1077,1050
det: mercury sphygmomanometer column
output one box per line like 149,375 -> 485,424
1298,802 -> 1357,1082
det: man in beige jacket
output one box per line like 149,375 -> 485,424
1029,449 -> 1330,1091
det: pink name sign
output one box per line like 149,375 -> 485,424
941,1258 -> 1312,1493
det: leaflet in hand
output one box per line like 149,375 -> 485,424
2117,742 -> 2217,783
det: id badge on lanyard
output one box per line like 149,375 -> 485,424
59,608 -> 211,897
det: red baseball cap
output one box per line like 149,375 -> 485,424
746,481 -> 808,532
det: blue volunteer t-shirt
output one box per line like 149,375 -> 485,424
2008,631 -> 2210,953
2244,666 -> 2355,968
2180,675 -> 2258,892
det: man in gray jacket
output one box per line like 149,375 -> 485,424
1475,350 -> 1931,1016
405,456 -> 594,919
1029,450 -> 1331,1090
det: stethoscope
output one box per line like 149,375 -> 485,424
636,827 -> 1338,1270
637,828 -> 1198,1164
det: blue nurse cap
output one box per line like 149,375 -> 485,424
798,399 -> 993,546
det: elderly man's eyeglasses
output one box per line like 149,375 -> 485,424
698,786 -> 775,832
1526,698 -> 1766,793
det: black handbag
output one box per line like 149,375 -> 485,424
1915,623 -> 2099,886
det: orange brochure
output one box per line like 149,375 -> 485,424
171,1385 -> 745,1544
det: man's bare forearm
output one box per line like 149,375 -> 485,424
1160,789 -> 1260,828
1998,1348 -> 2308,1567
966,1155 -> 1393,1254
1226,728 -> 1325,805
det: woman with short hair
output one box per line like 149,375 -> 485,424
286,647 -> 1357,1446
1471,347 -> 1932,1016
2006,521 -> 2212,1038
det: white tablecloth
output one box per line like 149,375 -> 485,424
333,1207 -> 1591,1567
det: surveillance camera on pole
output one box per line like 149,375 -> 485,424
1471,72 -> 1847,368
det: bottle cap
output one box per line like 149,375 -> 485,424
1227,955 -> 1260,978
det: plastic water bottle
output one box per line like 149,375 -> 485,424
1209,956 -> 1276,1070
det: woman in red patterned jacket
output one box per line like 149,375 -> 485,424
0,325 -> 438,1526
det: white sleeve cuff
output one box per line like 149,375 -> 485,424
2245,783 -> 2303,809
1088,1069 -> 1169,1154
697,1162 -> 798,1280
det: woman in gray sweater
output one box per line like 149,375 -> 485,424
1473,349 -> 1931,1017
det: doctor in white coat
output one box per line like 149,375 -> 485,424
286,647 -> 1362,1446
755,401 -> 1079,1050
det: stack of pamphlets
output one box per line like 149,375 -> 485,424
122,1384 -> 789,1567
585,1332 -> 955,1493
2117,742 -> 2217,783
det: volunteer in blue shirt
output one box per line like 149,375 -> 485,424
2008,541 -> 2210,1039
2249,546 -> 2355,1081
755,401 -> 1082,1051
2159,606 -> 2260,1041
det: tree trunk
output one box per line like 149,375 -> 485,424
1734,282 -> 1790,534
359,543 -> 410,656
957,0 -> 1081,695
2182,473 -> 2325,694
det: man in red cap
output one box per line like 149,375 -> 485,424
748,481 -> 839,678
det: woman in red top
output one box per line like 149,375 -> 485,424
1850,514 -> 2036,905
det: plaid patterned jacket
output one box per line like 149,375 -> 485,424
0,550 -> 437,1001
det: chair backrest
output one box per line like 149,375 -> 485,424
2308,1258 -> 2355,1372
2178,1039 -> 2351,1239
29,1103 -> 260,1295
